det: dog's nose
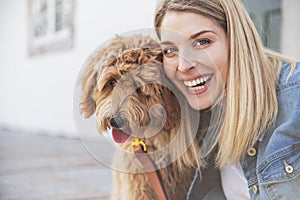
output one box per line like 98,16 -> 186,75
110,116 -> 125,129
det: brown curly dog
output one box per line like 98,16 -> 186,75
79,34 -> 202,200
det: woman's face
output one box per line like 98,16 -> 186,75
160,12 -> 229,110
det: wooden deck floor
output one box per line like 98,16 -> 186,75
0,130 -> 114,200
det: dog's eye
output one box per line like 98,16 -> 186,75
101,78 -> 117,92
109,79 -> 117,87
103,79 -> 117,90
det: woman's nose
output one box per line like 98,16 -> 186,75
177,52 -> 195,72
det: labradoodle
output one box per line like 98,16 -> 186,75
79,34 -> 202,200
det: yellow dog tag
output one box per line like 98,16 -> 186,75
131,138 -> 147,154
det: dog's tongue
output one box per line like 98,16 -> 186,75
112,129 -> 129,143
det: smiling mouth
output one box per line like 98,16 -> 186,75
183,75 -> 212,91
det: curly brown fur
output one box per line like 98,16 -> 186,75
79,34 -> 202,200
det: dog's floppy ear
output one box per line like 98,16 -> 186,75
79,62 -> 98,118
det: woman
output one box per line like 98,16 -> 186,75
154,0 -> 300,199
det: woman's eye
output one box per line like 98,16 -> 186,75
194,39 -> 211,47
163,47 -> 178,58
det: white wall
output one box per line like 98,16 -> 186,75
0,0 -> 157,137
281,0 -> 300,60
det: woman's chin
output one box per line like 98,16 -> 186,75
187,97 -> 212,111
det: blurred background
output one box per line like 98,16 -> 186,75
0,0 -> 299,199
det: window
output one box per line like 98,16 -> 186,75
28,0 -> 75,56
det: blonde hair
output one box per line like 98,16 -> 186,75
154,0 -> 295,167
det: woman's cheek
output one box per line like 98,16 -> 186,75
163,60 -> 177,76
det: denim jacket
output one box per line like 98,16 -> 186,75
188,61 -> 300,200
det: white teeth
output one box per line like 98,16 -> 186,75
192,80 -> 197,86
189,85 -> 205,91
183,75 -> 211,88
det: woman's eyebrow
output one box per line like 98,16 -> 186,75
160,41 -> 174,45
160,30 -> 216,45
190,30 -> 216,40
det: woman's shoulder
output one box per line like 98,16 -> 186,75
277,61 -> 300,92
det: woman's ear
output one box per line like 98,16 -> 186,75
79,63 -> 98,118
